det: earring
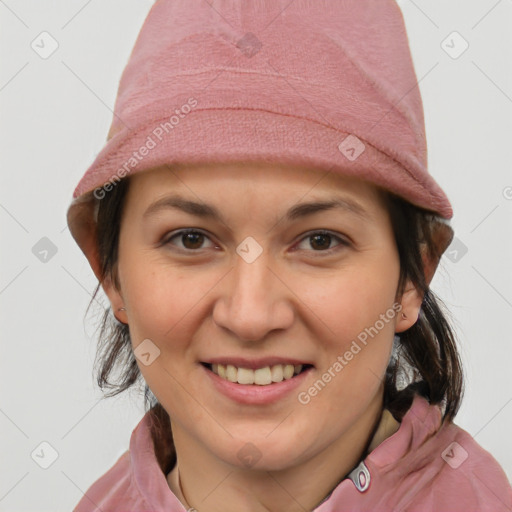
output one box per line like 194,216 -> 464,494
401,312 -> 407,319
114,307 -> 127,325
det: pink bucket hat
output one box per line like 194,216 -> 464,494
67,0 -> 453,255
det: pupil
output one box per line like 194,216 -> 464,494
183,232 -> 203,249
311,234 -> 330,250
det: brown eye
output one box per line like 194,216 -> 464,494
296,230 -> 350,253
181,231 -> 205,250
164,229 -> 215,251
309,233 -> 332,250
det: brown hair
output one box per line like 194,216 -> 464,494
88,174 -> 464,474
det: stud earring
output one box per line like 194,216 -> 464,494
114,307 -> 128,325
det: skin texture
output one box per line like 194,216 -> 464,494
94,162 -> 435,512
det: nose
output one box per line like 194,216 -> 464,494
212,247 -> 295,342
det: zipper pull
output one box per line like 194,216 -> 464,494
348,460 -> 371,492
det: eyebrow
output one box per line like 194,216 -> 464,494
143,194 -> 371,223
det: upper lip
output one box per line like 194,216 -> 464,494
202,357 -> 314,370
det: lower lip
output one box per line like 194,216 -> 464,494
202,364 -> 314,405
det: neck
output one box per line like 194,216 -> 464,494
166,391 -> 385,512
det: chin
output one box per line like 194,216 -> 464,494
210,435 -> 305,472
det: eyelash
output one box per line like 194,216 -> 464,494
162,229 -> 351,255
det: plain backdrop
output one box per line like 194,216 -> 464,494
1,1 -> 511,510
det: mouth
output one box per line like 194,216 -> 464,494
201,362 -> 314,386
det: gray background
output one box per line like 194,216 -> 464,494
1,1 -> 511,510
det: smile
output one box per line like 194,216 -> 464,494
202,363 -> 312,386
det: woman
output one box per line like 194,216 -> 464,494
67,1 -> 512,510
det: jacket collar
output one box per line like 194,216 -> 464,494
130,394 -> 439,510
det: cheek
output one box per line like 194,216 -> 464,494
119,260 -> 213,412
119,257 -> 216,348
301,262 -> 399,346
296,257 -> 399,401
298,279 -> 398,427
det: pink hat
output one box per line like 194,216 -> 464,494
67,0 -> 453,254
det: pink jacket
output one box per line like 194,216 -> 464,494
74,395 -> 512,511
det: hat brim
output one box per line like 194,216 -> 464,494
67,108 -> 453,258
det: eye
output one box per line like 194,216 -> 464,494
161,229 -> 350,254
294,230 -> 350,253
163,229 -> 216,251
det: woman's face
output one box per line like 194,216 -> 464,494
107,162 -> 415,471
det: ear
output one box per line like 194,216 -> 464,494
67,198 -> 128,324
395,219 -> 454,333
101,274 -> 128,324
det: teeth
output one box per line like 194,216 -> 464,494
210,363 -> 304,385
254,367 -> 272,385
283,364 -> 294,379
226,364 -> 237,383
270,364 -> 283,382
237,367 -> 254,385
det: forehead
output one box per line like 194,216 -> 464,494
127,161 -> 388,208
